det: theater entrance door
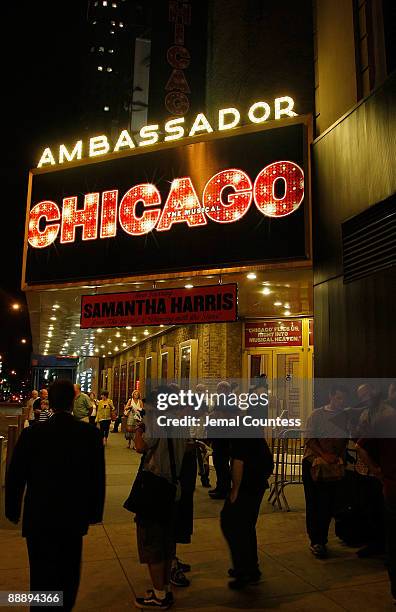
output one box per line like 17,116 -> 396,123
243,318 -> 313,422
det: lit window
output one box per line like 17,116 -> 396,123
108,49 -> 114,53
99,46 -> 104,52
119,21 -> 124,27
103,1 -> 107,5
107,66 -> 112,72
104,106 -> 110,111
110,30 -> 115,34
112,2 -> 117,6
111,20 -> 116,25
97,65 -> 103,71
92,20 -> 97,24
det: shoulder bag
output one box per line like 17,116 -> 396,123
310,456 -> 345,482
123,439 -> 178,523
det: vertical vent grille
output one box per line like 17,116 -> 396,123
342,196 -> 396,283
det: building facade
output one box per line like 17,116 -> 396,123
23,0 -> 395,419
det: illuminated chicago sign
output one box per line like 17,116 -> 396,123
28,161 -> 304,249
24,120 -> 309,286
37,97 -> 297,168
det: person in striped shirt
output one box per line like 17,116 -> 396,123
38,400 -> 52,422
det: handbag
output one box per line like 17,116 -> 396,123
123,439 -> 178,522
310,456 -> 345,482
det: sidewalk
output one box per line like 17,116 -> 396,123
0,432 -> 393,611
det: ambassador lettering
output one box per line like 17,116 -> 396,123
37,97 -> 298,168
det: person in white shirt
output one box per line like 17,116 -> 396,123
26,390 -> 38,427
124,390 -> 143,449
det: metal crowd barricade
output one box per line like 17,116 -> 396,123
268,428 -> 304,511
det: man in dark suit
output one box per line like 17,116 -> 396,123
5,379 -> 106,611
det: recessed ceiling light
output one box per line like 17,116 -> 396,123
262,288 -> 271,295
52,304 -> 60,309
100,344 -> 105,348
97,328 -> 103,333
283,302 -> 290,309
132,336 -> 137,341
122,342 -> 127,347
107,339 -> 112,343
114,346 -> 119,351
184,284 -> 193,289
50,316 -> 57,321
115,332 -> 121,337
126,326 -> 132,330
274,301 -> 282,307
75,324 -> 80,328
108,351 -> 112,355
284,310 -> 291,316
71,331 -> 76,335
246,272 -> 256,280
95,348 -> 99,353
160,325 -> 164,328
144,330 -> 149,335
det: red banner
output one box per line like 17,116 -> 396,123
245,320 -> 302,348
81,284 -> 237,329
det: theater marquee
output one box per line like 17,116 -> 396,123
23,118 -> 311,288
81,284 -> 238,329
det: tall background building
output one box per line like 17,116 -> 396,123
81,0 -> 151,136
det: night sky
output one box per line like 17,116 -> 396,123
1,2 -> 87,384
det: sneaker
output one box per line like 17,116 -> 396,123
228,568 -> 261,580
228,574 -> 261,590
145,590 -> 174,608
356,544 -> 385,558
135,592 -> 170,609
170,566 -> 190,587
175,557 -> 191,573
310,544 -> 327,558
209,491 -> 228,499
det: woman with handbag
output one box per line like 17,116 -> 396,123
302,385 -> 349,559
124,390 -> 143,449
96,390 -> 114,446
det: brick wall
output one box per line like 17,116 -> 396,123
103,321 -> 243,398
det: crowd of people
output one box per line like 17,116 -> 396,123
5,378 -> 396,610
302,381 -> 396,609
